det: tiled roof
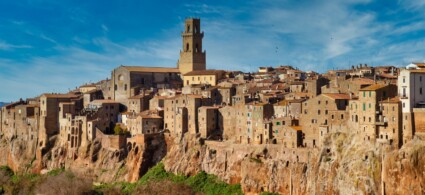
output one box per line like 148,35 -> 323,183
359,84 -> 387,91
322,93 -> 351,100
290,126 -> 302,131
380,97 -> 400,103
183,70 -> 225,76
91,99 -> 119,104
121,66 -> 180,73
41,93 -> 79,98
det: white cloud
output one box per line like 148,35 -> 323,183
0,41 -> 32,50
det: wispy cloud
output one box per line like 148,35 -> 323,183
0,41 -> 32,50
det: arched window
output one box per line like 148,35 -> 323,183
195,43 -> 199,53
118,74 -> 124,81
186,43 -> 189,51
187,25 -> 191,32
194,25 -> 198,33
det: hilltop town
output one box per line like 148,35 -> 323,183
1,18 -> 425,194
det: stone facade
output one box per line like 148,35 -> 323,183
178,18 -> 206,75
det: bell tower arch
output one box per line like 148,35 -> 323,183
178,18 -> 206,74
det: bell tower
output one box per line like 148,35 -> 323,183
178,18 -> 206,74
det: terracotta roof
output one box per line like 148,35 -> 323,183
413,62 -> 425,67
139,114 -> 162,119
410,69 -> 425,73
183,70 -> 225,76
275,100 -> 289,106
83,89 -> 101,94
129,94 -> 150,99
322,93 -> 351,100
41,93 -> 79,99
359,84 -> 387,91
380,97 -> 400,103
290,81 -> 304,85
80,84 -> 96,88
378,73 -> 397,79
290,126 -> 302,131
351,78 -> 375,85
91,99 -> 119,104
186,94 -> 203,99
121,66 -> 180,73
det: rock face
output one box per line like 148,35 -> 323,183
0,133 -> 167,183
163,133 -> 425,194
1,131 -> 425,194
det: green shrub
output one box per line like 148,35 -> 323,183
47,167 -> 65,176
0,166 -> 14,176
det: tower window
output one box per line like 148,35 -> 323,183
186,43 -> 189,52
194,25 -> 198,33
187,25 -> 191,32
195,43 -> 199,53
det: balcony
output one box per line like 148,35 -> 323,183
375,120 -> 387,126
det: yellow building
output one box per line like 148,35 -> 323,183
183,70 -> 226,86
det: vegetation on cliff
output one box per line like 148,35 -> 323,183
0,163 -> 245,195
95,162 -> 244,194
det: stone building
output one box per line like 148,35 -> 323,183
273,99 -> 304,119
304,77 -> 329,97
86,99 -> 121,134
183,70 -> 226,86
126,112 -> 162,136
217,86 -> 236,106
128,92 -> 152,113
271,123 -> 303,148
149,95 -> 166,111
39,93 -> 81,147
376,97 -> 402,148
244,102 -> 274,144
218,106 -> 237,141
110,66 -> 181,105
300,93 -> 350,148
198,106 -> 220,139
348,84 -> 397,142
163,95 -> 212,136
178,18 -> 206,75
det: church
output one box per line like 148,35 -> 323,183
106,18 -> 208,105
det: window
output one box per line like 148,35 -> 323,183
420,87 -> 423,95
124,84 -> 127,91
318,110 -> 321,115
341,114 -> 344,119
363,91 -> 365,97
363,103 -> 366,111
369,103 -> 371,108
276,122 -> 281,126
318,100 -> 321,104
186,43 -> 189,51
369,91 -> 372,97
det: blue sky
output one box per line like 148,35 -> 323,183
1,0 -> 425,102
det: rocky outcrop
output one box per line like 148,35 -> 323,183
0,133 -> 167,183
163,132 -> 425,194
1,130 -> 425,194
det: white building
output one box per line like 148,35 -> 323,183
397,65 -> 425,143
